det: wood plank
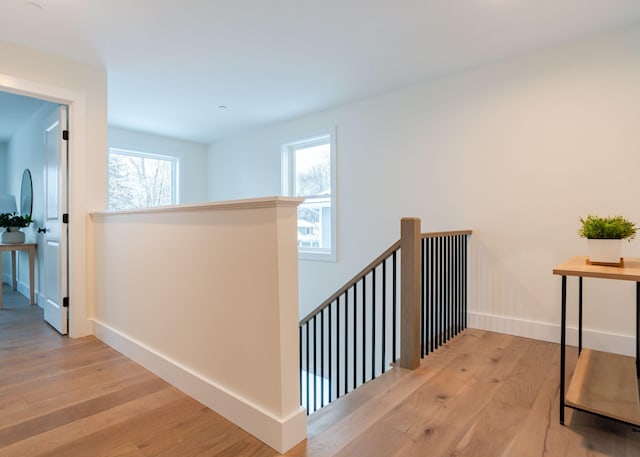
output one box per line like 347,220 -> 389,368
99,443 -> 146,457
553,256 -> 640,281
0,377 -> 170,448
0,387 -> 182,456
448,340 -> 559,456
565,349 -> 640,425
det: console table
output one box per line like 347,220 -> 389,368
0,242 -> 36,309
553,256 -> 640,427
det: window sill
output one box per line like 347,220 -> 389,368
298,249 -> 336,262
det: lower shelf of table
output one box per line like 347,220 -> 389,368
565,348 -> 640,426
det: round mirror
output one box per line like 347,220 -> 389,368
20,169 -> 32,216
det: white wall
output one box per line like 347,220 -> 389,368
91,198 -> 305,453
0,39 -> 108,337
108,127 -> 209,204
0,143 -> 7,193
2,102 -> 56,297
209,24 -> 640,355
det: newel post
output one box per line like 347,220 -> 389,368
400,217 -> 421,370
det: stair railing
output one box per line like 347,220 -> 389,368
420,229 -> 471,357
299,218 -> 471,414
299,240 -> 401,414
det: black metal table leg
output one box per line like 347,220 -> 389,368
579,277 -> 583,355
636,282 -> 639,378
560,275 -> 567,425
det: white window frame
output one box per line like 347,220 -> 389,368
108,147 -> 180,210
281,128 -> 337,261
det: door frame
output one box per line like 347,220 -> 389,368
0,73 -> 90,337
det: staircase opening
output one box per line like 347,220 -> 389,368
299,218 -> 472,414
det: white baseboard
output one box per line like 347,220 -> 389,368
16,279 -> 35,302
468,311 -> 636,357
1,273 -> 12,287
92,320 -> 306,453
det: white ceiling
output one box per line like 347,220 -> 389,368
1,0 -> 640,144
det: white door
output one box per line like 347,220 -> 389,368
42,105 -> 68,335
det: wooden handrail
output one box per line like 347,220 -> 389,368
421,229 -> 472,239
299,239 -> 401,325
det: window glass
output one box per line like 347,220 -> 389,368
282,132 -> 336,260
108,148 -> 178,210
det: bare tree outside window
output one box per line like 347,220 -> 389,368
108,149 -> 177,210
293,142 -> 331,250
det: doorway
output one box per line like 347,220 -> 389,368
0,74 -> 90,338
0,93 -> 68,334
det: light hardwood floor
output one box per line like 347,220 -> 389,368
292,330 -> 640,457
2,285 -> 640,456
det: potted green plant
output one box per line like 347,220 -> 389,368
0,212 -> 32,244
578,214 -> 637,266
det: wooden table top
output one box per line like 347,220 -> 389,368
553,256 -> 640,281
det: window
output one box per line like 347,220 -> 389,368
108,148 -> 179,210
282,130 -> 336,260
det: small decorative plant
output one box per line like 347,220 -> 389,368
578,215 -> 637,241
0,212 -> 32,230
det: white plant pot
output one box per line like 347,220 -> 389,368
587,239 -> 622,265
1,228 -> 25,244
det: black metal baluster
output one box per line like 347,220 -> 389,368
353,283 -> 357,392
336,295 -> 341,399
320,308 -> 325,408
328,302 -> 333,403
463,235 -> 468,328
393,251 -> 397,361
329,302 -> 333,403
451,236 -> 455,337
434,237 -> 439,349
430,237 -> 435,352
344,290 -> 348,395
313,315 -> 318,413
459,235 -> 464,330
448,236 -> 452,339
457,236 -> 461,332
456,236 -> 459,334
427,238 -> 431,354
448,236 -> 452,340
421,238 -> 426,357
306,321 -> 310,414
382,259 -> 387,372
441,236 -> 445,344
362,274 -> 366,385
372,268 -> 376,378
438,237 -> 443,348
444,236 -> 453,341
442,236 -> 447,343
441,236 -> 446,345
